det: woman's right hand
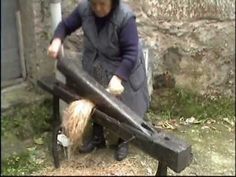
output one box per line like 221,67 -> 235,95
106,75 -> 124,96
47,38 -> 62,59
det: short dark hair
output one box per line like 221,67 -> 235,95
112,0 -> 120,9
88,0 -> 120,9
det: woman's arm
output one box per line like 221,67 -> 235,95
52,5 -> 82,42
115,17 -> 139,81
107,17 -> 138,95
48,5 -> 82,59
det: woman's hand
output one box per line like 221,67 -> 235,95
47,38 -> 62,59
106,75 -> 124,95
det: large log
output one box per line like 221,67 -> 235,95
53,57 -> 193,173
52,78 -> 193,173
38,75 -> 193,173
57,58 -> 154,136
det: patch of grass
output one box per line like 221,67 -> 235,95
1,99 -> 53,175
1,148 -> 46,176
150,87 -> 235,121
1,99 -> 53,139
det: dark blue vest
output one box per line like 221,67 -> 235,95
78,0 -> 149,118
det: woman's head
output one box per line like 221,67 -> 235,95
89,0 -> 120,17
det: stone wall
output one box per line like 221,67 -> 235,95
134,0 -> 235,21
128,0 -> 235,97
27,0 -> 235,97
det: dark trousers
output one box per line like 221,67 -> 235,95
92,122 -> 124,144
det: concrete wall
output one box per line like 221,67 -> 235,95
19,0 -> 37,83
19,0 -> 235,98
18,0 -> 81,87
19,0 -> 55,86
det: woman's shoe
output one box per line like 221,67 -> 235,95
79,135 -> 106,153
114,139 -> 129,161
79,122 -> 106,153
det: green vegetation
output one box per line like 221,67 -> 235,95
1,99 -> 53,176
149,87 -> 235,121
1,88 -> 235,175
1,99 -> 53,138
2,147 -> 47,176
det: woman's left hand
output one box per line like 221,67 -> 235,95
106,75 -> 124,95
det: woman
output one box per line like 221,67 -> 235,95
47,0 -> 149,161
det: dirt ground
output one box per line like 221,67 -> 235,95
31,118 -> 235,176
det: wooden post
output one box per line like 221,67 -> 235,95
52,95 -> 60,168
155,161 -> 168,176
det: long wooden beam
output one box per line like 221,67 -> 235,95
50,78 -> 193,173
